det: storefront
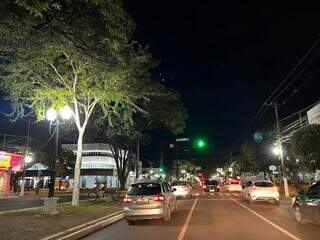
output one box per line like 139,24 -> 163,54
0,151 -> 24,196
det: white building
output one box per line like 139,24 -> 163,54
62,143 -> 119,189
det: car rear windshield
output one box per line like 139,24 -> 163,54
127,183 -> 161,196
205,180 -> 218,185
254,182 -> 274,187
172,181 -> 188,186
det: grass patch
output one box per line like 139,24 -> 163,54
0,201 -> 123,240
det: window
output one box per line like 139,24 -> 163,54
254,181 -> 274,187
204,180 -> 218,185
246,181 -> 252,187
127,183 -> 161,196
163,182 -> 170,192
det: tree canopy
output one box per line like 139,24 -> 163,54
0,0 -> 166,205
291,125 -> 320,171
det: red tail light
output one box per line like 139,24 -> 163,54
124,197 -> 132,203
217,185 -> 220,189
251,185 -> 256,190
154,195 -> 165,202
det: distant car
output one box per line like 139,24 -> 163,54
203,179 -> 220,192
123,181 -> 177,224
225,179 -> 243,192
171,180 -> 192,198
291,180 -> 320,225
243,180 -> 279,204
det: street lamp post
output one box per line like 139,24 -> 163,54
46,106 -> 73,198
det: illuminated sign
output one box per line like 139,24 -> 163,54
0,153 -> 11,169
0,151 -> 24,171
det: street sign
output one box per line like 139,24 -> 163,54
176,138 -> 189,142
269,165 -> 277,171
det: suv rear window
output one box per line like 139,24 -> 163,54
254,182 -> 274,187
205,180 -> 218,185
127,183 -> 161,196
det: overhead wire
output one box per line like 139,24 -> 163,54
232,37 -> 320,148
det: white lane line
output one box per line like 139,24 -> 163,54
41,210 -> 124,240
231,193 -> 239,196
177,198 -> 198,240
225,193 -> 231,196
218,193 -> 223,196
230,198 -> 302,240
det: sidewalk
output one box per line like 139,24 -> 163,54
0,200 -> 123,240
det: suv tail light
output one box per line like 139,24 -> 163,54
124,197 -> 132,203
154,195 -> 165,202
251,185 -> 256,190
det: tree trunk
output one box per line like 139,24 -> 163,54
72,130 -> 83,206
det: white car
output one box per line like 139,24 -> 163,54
171,181 -> 192,198
225,180 -> 243,192
243,180 -> 279,204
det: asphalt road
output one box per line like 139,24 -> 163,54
0,194 -> 89,212
84,192 -> 320,240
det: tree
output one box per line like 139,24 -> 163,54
95,88 -> 188,189
291,125 -> 320,171
0,0 -> 156,206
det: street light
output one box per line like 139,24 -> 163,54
46,106 -> 73,198
272,146 -> 281,156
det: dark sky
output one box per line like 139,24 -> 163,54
1,1 -> 320,167
125,1 -> 320,158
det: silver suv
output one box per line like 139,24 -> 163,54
123,181 -> 177,224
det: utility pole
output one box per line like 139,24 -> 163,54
270,101 -> 289,197
160,143 -> 164,169
135,137 -> 140,180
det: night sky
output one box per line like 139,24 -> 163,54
1,1 -> 320,167
125,1 -> 320,160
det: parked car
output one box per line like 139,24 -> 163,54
171,180 -> 192,198
123,181 -> 177,224
291,180 -> 320,225
203,179 -> 220,192
243,180 -> 279,204
225,179 -> 243,192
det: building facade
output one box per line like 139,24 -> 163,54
62,143 -> 119,189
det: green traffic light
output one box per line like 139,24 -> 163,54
195,138 -> 206,149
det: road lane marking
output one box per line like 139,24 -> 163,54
218,193 -> 223,196
230,198 -> 302,240
231,193 -> 239,196
225,193 -> 231,196
177,198 -> 198,240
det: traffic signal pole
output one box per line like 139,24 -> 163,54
272,102 -> 289,197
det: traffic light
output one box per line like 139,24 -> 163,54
195,138 -> 207,149
159,168 -> 164,173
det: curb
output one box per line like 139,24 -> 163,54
0,199 -> 91,215
41,211 -> 124,240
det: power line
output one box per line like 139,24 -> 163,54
282,67 -> 320,104
273,49 -> 320,101
280,100 -> 320,122
232,37 -> 320,148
